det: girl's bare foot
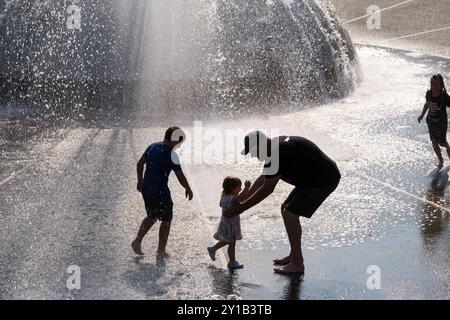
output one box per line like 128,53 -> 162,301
274,262 -> 305,275
131,239 -> 144,256
157,251 -> 170,260
273,256 -> 291,266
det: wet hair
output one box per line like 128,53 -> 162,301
222,177 -> 242,196
164,126 -> 185,143
431,74 -> 447,93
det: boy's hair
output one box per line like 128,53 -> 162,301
431,74 -> 447,93
165,126 -> 185,143
222,177 -> 242,196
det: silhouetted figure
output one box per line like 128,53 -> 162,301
131,127 -> 193,259
224,132 -> 341,277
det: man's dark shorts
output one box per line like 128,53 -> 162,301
143,194 -> 173,222
283,179 -> 340,219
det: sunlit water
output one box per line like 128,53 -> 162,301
0,0 -> 358,115
2,46 -> 450,299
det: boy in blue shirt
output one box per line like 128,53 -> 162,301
132,127 -> 193,258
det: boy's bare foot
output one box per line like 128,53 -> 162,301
131,239 -> 144,256
274,262 -> 305,276
273,256 -> 291,266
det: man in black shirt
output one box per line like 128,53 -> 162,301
224,132 -> 341,276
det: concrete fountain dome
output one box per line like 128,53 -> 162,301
0,0 -> 360,117
135,0 -> 360,115
214,0 -> 359,102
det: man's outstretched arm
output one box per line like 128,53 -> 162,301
224,175 -> 280,217
244,175 -> 265,199
175,170 -> 193,200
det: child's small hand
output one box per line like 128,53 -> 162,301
418,115 -> 424,123
185,188 -> 193,201
244,180 -> 252,189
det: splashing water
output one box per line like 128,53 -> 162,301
132,0 -> 360,116
0,0 -> 360,119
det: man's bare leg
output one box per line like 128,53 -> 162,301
132,216 -> 157,255
273,204 -> 291,265
275,209 -> 304,274
157,221 -> 171,257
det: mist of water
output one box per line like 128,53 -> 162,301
0,0 -> 360,120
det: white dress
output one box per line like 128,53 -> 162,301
213,194 -> 243,242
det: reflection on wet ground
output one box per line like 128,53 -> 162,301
1,46 -> 450,299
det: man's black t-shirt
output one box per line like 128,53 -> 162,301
263,136 -> 341,188
426,90 -> 450,124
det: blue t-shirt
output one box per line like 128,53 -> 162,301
142,142 -> 182,198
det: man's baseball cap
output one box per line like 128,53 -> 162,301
241,131 -> 267,156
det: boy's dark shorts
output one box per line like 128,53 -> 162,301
283,179 -> 340,219
142,195 -> 173,222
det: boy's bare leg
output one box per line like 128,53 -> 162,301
157,221 -> 171,257
132,217 -> 157,255
433,141 -> 444,167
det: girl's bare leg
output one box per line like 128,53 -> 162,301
228,241 -> 236,262
433,141 -> 444,166
440,142 -> 450,161
212,241 -> 228,252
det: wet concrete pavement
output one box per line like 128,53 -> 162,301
1,46 -> 450,299
331,0 -> 450,58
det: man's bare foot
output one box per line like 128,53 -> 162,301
273,256 -> 291,266
274,262 -> 305,276
131,239 -> 144,256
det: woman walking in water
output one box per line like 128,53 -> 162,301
418,74 -> 450,168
